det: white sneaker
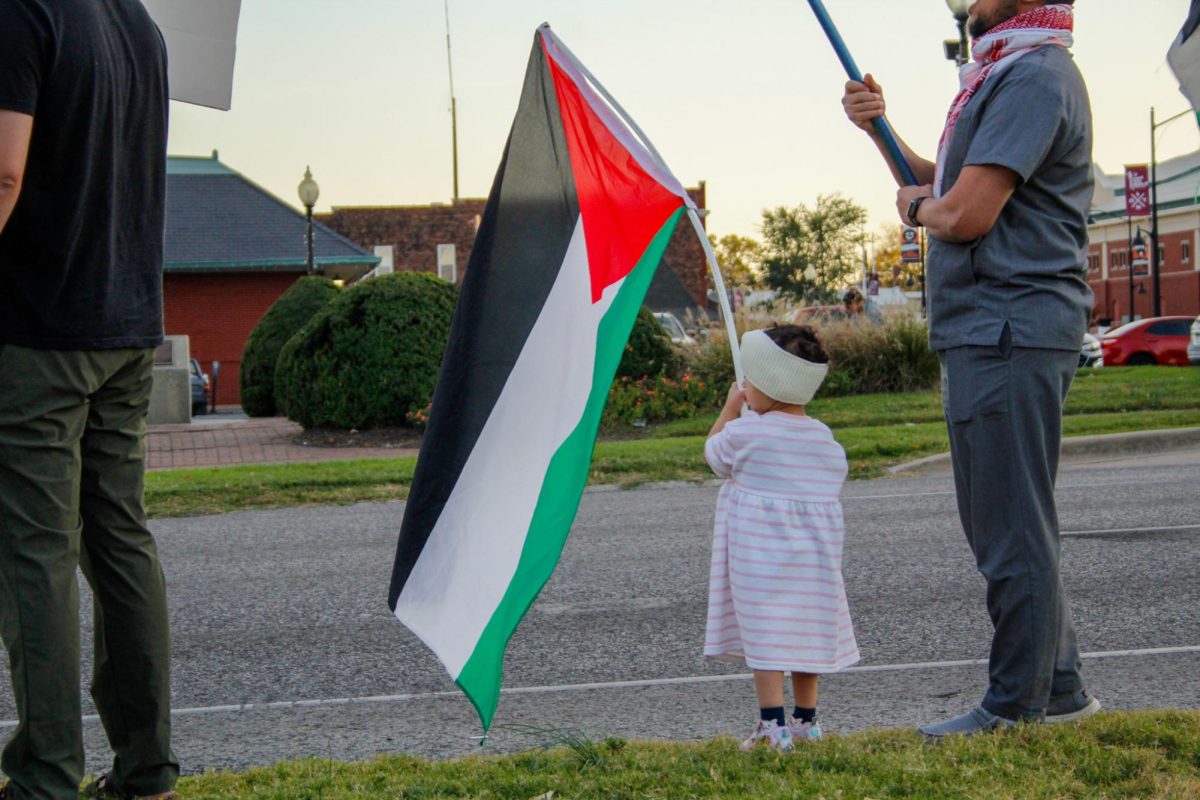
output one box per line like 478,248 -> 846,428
740,719 -> 794,752
788,717 -> 823,741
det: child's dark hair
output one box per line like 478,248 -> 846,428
764,324 -> 829,364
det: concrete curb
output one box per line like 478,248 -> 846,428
888,426 -> 1200,476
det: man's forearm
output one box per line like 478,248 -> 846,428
0,179 -> 20,234
0,110 -> 33,236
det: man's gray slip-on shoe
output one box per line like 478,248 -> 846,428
1046,689 -> 1102,724
918,706 -> 1019,738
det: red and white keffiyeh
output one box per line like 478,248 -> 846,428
934,3 -> 1074,195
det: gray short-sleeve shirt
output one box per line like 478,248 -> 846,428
926,46 -> 1094,352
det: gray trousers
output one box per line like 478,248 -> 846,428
939,328 -> 1084,721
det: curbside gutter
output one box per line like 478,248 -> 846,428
887,426 -> 1200,476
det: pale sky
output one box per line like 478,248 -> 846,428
167,0 -> 1199,240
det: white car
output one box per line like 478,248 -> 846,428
653,311 -> 698,346
1080,332 -> 1102,368
1188,315 -> 1200,366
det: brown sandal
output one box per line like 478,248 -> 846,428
84,774 -> 176,800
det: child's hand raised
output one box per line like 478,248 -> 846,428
723,382 -> 746,411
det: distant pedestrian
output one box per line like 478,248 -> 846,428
842,0 -> 1099,737
704,325 -> 858,751
0,1 -> 178,797
841,288 -> 866,317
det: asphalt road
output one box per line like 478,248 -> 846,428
0,456 -> 1197,775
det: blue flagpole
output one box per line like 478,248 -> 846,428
806,0 -> 920,187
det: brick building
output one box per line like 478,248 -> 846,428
164,154 -> 378,406
1087,151 -> 1200,324
318,184 -> 711,320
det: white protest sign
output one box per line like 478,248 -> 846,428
141,0 -> 242,111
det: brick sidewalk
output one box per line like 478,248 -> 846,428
146,417 -> 418,470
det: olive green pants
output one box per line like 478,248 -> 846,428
0,345 -> 177,799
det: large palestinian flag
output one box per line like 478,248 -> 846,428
388,25 -> 695,730
1169,0 -> 1200,123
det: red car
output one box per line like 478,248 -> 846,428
1099,316 -> 1195,366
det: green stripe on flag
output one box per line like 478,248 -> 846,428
455,208 -> 685,729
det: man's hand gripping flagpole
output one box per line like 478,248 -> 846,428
806,0 -> 919,188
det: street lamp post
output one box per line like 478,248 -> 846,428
297,166 -> 320,275
1149,108 -> 1192,317
1131,227 -> 1151,320
944,0 -> 971,67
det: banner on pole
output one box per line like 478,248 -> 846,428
900,226 -> 921,264
141,0 -> 242,110
1124,165 -> 1151,218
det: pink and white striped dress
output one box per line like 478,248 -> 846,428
703,411 -> 859,673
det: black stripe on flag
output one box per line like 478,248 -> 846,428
1185,0 -> 1200,43
388,35 -> 581,609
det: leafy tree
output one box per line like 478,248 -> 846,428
759,194 -> 868,303
708,233 -> 763,288
873,223 -> 924,289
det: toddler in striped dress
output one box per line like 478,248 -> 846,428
704,324 -> 859,751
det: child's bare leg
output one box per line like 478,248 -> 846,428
791,672 -> 819,709
753,670 -> 786,710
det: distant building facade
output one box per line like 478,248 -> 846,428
319,184 -> 711,321
1087,152 -> 1200,323
164,154 -> 378,406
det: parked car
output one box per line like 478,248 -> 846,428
189,358 -> 210,415
1079,332 -> 1102,368
653,311 -> 698,346
1098,316 -> 1195,366
1189,315 -> 1200,366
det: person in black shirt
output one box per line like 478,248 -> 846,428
0,1 -> 178,797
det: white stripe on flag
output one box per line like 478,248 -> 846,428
394,217 -> 618,679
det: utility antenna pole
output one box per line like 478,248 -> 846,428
444,0 -> 459,203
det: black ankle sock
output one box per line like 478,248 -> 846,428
759,706 -> 786,727
793,706 -> 817,724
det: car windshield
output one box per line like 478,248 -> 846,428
655,314 -> 686,339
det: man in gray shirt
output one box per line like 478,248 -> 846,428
843,0 -> 1099,736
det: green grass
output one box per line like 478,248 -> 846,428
153,710 -> 1200,799
144,368 -> 1200,518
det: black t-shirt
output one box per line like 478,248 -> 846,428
0,0 -> 168,350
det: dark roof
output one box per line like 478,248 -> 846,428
645,255 -> 706,319
165,155 -> 378,273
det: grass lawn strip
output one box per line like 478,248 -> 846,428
160,710 -> 1200,799
144,369 -> 1200,518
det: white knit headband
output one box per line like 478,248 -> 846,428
741,329 -> 829,406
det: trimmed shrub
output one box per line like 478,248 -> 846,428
616,307 -> 683,380
816,316 -> 940,397
274,272 -> 458,429
684,314 -> 939,399
602,372 -> 720,427
240,276 -> 341,417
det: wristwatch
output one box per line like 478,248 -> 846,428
906,196 -> 927,227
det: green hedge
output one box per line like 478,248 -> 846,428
684,316 -> 939,399
240,276 -> 341,417
615,307 -> 683,380
274,272 -> 458,429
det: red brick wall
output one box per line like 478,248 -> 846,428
163,272 -> 302,406
1087,232 -> 1200,322
318,185 -> 710,310
318,201 -> 487,278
